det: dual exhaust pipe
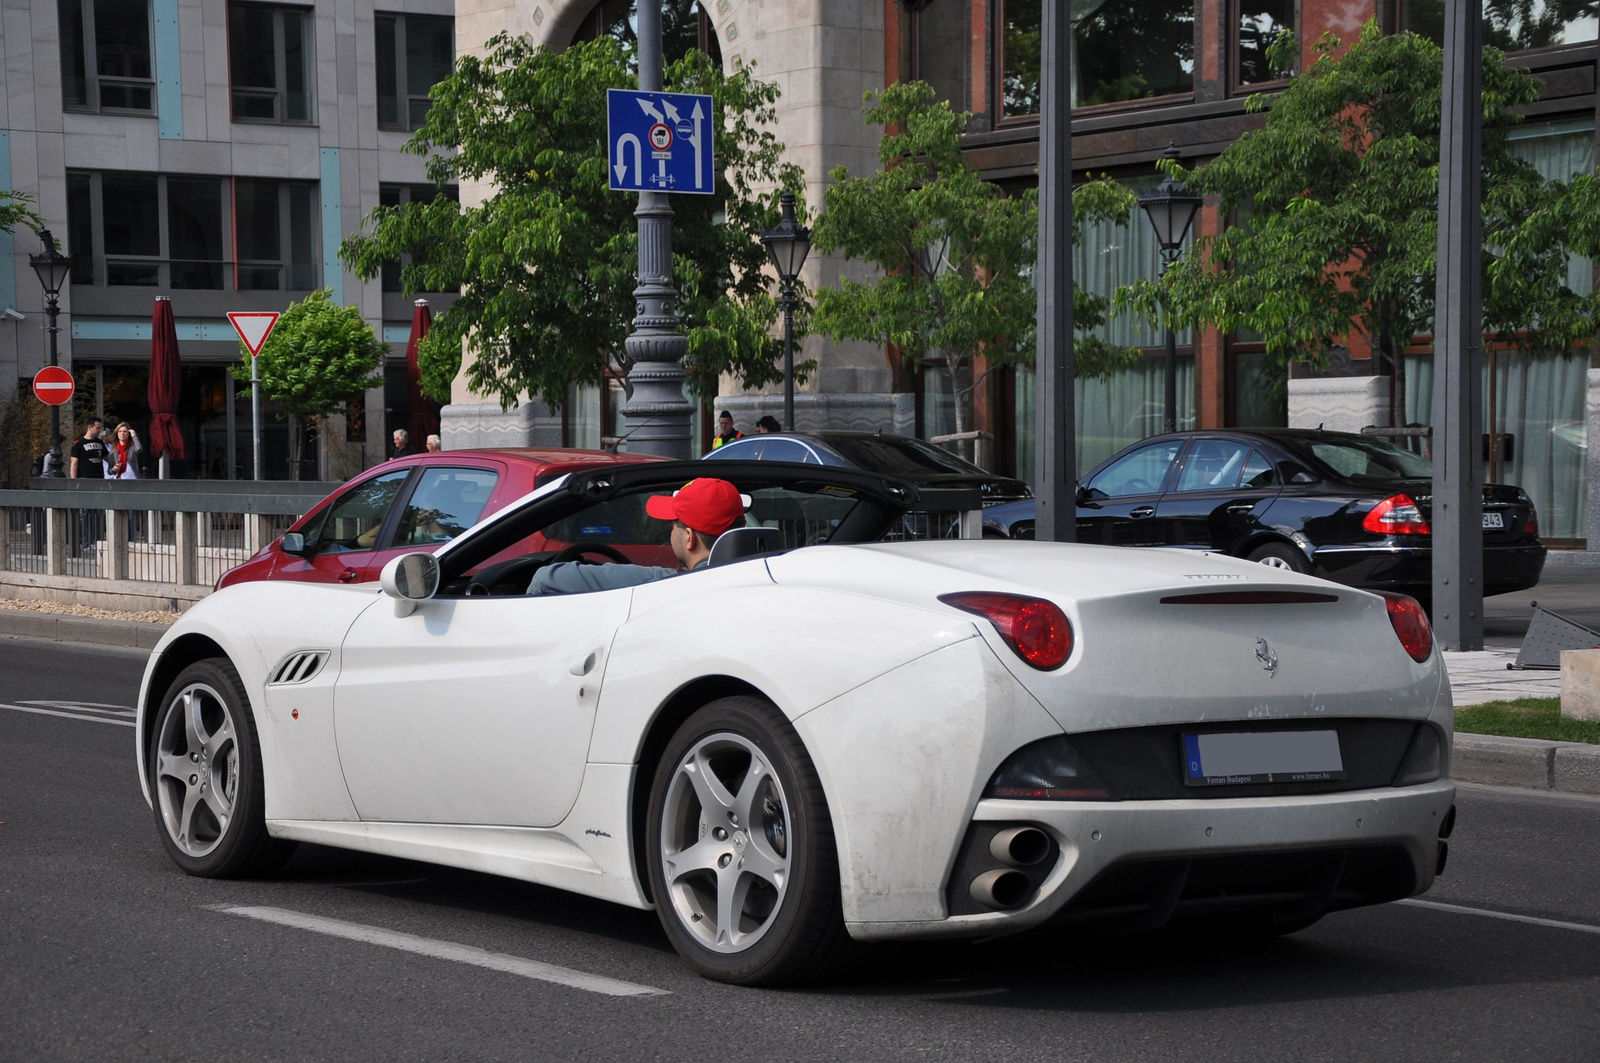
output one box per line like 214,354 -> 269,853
968,827 -> 1052,910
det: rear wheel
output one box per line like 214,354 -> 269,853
646,696 -> 851,985
1248,541 -> 1311,574
148,658 -> 295,877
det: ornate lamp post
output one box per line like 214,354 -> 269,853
760,192 -> 811,430
29,229 -> 74,444
1137,144 -> 1202,434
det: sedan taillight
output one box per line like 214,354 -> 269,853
1363,493 -> 1431,536
940,592 -> 1074,670
1380,592 -> 1433,663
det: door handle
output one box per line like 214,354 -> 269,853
569,650 -> 599,677
1130,506 -> 1156,519
1226,502 -> 1257,513
339,568 -> 360,583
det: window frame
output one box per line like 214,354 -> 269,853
59,0 -> 157,115
1229,0 -> 1298,97
227,1 -> 316,125
233,177 -> 320,292
376,11 -> 455,132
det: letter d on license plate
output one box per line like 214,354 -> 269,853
1182,730 -> 1345,786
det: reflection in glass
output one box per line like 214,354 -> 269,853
1238,0 -> 1294,85
1402,0 -> 1598,50
168,178 -> 225,289
1002,0 -> 1194,115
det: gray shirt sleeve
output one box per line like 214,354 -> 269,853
527,560 -> 681,596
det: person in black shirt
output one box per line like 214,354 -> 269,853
390,428 -> 415,460
69,419 -> 106,555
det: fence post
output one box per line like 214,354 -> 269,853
246,513 -> 274,553
107,509 -> 129,580
46,507 -> 67,576
176,511 -> 198,586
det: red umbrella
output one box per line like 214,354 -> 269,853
406,298 -> 441,448
148,296 -> 185,471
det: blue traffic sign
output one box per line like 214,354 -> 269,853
607,88 -> 715,195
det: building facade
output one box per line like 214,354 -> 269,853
1,0 -> 459,481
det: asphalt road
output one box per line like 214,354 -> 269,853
3,636 -> 1598,1063
1484,564 -> 1600,648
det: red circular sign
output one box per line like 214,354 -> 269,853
649,122 -> 673,150
33,366 -> 75,406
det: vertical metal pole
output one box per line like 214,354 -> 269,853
783,285 -> 796,430
46,295 -> 61,445
620,0 -> 693,458
1034,0 -> 1075,542
1162,254 -> 1178,433
1432,0 -> 1484,649
252,354 -> 263,481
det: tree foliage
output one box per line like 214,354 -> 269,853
231,289 -> 386,419
1116,22 -> 1600,421
340,33 -> 806,409
0,189 -> 42,236
810,81 -> 1138,445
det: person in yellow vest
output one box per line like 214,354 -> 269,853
712,410 -> 743,450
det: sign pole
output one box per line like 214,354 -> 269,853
252,354 -> 262,482
1034,0 -> 1075,542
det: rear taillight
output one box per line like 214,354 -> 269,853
1526,512 -> 1539,537
1380,592 -> 1433,662
1363,494 -> 1431,536
940,591 -> 1074,670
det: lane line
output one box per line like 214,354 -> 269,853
0,702 -> 135,728
18,699 -> 134,714
207,905 -> 669,998
1400,898 -> 1600,936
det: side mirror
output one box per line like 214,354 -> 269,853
1074,484 -> 1090,505
279,531 -> 308,556
380,552 -> 441,617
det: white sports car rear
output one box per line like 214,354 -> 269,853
136,460 -> 1455,985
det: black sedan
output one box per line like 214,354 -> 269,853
984,428 -> 1545,600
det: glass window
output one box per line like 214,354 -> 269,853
1240,450 -> 1277,489
1176,439 -> 1252,492
824,435 -> 987,476
917,0 -> 968,107
235,179 -> 280,289
288,184 -> 316,290
1305,438 -> 1435,482
1001,0 -> 1195,116
1237,0 -> 1294,86
303,470 -> 411,552
59,0 -> 154,112
66,173 -> 95,285
102,174 -> 160,286
228,4 -> 312,123
758,439 -> 813,464
1403,1 -> 1599,51
1084,440 -> 1182,498
167,178 -> 225,290
396,468 -> 499,545
376,13 -> 454,130
574,1 -> 723,69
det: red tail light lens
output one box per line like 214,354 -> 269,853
1363,494 -> 1431,536
1380,592 -> 1433,662
940,592 -> 1074,670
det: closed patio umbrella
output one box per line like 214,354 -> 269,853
406,298 -> 441,448
148,296 -> 185,476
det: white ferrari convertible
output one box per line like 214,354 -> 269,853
136,460 -> 1456,985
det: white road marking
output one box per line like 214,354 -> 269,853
18,699 -> 134,714
0,702 -> 135,728
1400,898 -> 1600,936
208,905 -> 670,997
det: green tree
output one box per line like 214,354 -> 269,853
230,289 -> 386,478
339,33 -> 806,411
810,81 -> 1138,457
1117,22 -> 1600,426
0,189 -> 41,235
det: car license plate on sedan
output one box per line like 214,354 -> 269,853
1483,511 -> 1505,529
1182,730 -> 1345,786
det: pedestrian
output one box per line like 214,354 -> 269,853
390,428 -> 414,460
711,410 -> 743,450
68,417 -> 106,555
39,435 -> 68,478
108,422 -> 144,479
425,434 -> 442,453
755,415 -> 782,434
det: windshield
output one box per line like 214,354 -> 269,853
823,436 -> 985,477
1305,437 -> 1433,482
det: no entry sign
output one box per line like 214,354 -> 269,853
32,366 -> 75,406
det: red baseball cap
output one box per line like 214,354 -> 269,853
646,478 -> 748,537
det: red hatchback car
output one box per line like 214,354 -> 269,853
217,449 -> 662,589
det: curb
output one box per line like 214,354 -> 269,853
0,610 -> 169,650
1452,732 -> 1600,796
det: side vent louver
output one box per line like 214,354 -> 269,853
269,650 -> 330,685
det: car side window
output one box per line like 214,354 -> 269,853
395,467 -> 500,546
1175,439 -> 1252,492
301,470 -> 411,553
1084,441 -> 1182,498
759,439 -> 812,463
1240,450 -> 1277,489
706,438 -> 761,460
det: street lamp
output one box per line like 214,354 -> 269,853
761,191 -> 811,431
29,229 -> 74,445
1137,143 -> 1202,434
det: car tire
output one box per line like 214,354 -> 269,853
1247,541 -> 1311,574
148,658 -> 295,878
646,696 -> 852,986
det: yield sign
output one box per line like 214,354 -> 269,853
227,311 -> 281,356
32,366 -> 75,406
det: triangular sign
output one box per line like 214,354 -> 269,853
227,311 -> 281,356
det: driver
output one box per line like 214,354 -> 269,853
526,477 -> 749,596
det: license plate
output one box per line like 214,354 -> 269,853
1182,730 -> 1345,786
1483,511 -> 1504,529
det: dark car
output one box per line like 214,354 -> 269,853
703,430 -> 1032,506
985,428 -> 1545,600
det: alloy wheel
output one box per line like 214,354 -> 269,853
153,682 -> 240,858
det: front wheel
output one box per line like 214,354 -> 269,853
148,658 -> 295,877
645,697 -> 851,985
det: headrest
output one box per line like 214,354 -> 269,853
707,526 -> 786,568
